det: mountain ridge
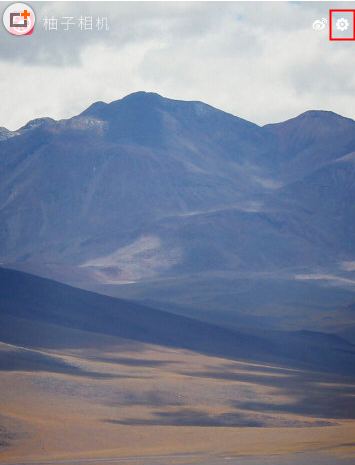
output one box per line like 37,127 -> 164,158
1,92 -> 355,340
4,91 -> 355,134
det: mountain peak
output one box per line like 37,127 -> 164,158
121,91 -> 165,102
18,117 -> 55,132
297,109 -> 339,118
81,92 -> 167,118
262,108 -> 355,180
294,109 -> 355,123
265,109 -> 355,130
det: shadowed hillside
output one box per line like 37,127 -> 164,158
1,267 -> 355,375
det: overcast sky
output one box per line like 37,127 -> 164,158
1,1 -> 354,130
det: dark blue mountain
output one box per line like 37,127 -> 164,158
1,92 -> 355,339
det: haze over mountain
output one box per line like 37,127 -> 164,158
1,92 -> 355,339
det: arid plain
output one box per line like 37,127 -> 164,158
1,328 -> 355,465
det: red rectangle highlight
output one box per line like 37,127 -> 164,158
329,10 -> 355,41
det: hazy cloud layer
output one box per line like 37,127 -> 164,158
0,1 -> 354,130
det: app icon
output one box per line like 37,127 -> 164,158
3,3 -> 35,35
312,18 -> 327,31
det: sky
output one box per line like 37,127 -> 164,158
1,1 -> 355,130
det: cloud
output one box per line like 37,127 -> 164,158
0,1 -> 354,130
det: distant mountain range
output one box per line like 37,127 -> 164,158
1,92 -> 355,340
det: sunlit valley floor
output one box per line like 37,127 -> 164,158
1,334 -> 355,465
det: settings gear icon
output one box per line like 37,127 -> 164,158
336,17 -> 349,31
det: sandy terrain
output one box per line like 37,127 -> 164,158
0,340 -> 354,465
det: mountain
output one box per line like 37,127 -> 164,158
265,110 -> 355,182
0,92 -> 273,268
1,92 -> 355,338
1,267 -> 355,375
